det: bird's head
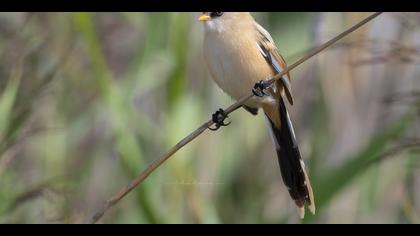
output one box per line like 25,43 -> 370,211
198,12 -> 254,33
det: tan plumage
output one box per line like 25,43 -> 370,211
200,12 -> 315,218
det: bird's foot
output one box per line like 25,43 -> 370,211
252,80 -> 270,97
209,109 -> 231,131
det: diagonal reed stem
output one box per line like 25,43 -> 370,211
90,12 -> 383,224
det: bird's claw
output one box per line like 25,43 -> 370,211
209,109 -> 231,131
252,80 -> 270,97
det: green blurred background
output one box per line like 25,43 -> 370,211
0,12 -> 419,224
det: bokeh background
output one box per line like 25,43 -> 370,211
0,12 -> 419,224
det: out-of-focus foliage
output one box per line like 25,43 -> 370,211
0,12 -> 419,224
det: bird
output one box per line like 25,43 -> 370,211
198,12 -> 315,218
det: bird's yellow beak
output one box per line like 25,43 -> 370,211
198,14 -> 211,22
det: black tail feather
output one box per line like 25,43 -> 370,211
265,98 -> 314,216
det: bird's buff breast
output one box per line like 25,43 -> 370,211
204,32 -> 275,108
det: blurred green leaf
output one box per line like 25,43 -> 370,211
167,12 -> 189,107
0,66 -> 21,140
71,12 -> 111,98
304,114 -> 412,223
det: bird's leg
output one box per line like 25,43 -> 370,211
209,108 -> 231,131
252,80 -> 271,97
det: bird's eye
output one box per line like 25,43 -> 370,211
210,12 -> 224,18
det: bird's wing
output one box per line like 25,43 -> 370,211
254,22 -> 294,105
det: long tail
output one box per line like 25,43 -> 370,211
263,98 -> 315,218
